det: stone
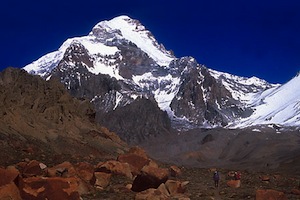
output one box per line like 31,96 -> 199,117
96,160 -> 133,179
256,189 -> 287,200
171,194 -> 191,200
0,167 -> 19,186
128,146 -> 148,159
165,180 -> 187,195
74,162 -> 95,183
226,180 -> 241,188
132,166 -> 169,192
135,188 -> 169,200
169,165 -> 182,177
0,182 -> 22,200
147,160 -> 159,168
94,172 -> 111,189
126,183 -> 132,190
118,153 -> 150,175
291,189 -> 300,195
53,161 -> 77,177
19,177 -> 81,200
22,160 -> 45,177
260,175 -> 270,181
141,165 -> 169,181
39,163 -> 47,170
157,183 -> 170,197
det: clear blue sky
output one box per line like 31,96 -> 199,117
1,0 -> 299,84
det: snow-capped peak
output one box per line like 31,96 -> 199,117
24,15 -> 175,78
231,73 -> 300,127
91,15 -> 174,66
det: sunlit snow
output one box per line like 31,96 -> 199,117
94,15 -> 174,66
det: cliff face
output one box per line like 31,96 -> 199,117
0,68 -> 127,166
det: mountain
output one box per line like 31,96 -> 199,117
231,73 -> 300,127
23,15 -> 299,144
0,67 -> 127,166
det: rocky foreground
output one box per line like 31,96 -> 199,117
1,146 -> 300,200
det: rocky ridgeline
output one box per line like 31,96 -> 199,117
0,147 -> 190,200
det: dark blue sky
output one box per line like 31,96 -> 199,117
1,0 -> 299,84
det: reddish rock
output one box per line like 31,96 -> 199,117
157,183 -> 170,197
94,172 -> 111,189
260,175 -> 271,181
15,162 -> 28,170
141,165 -> 169,181
0,167 -> 19,186
273,175 -> 281,180
74,162 -> 95,183
22,160 -> 46,177
165,180 -> 188,195
117,153 -> 150,175
96,160 -> 132,179
291,189 -> 300,195
256,189 -> 287,200
147,160 -> 159,168
53,161 -> 77,177
128,146 -> 148,159
0,182 -> 22,200
135,188 -> 169,200
19,177 -> 81,200
169,165 -> 182,177
132,166 -> 169,192
226,180 -> 241,188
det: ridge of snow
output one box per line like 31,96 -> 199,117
132,72 -> 181,113
93,15 -> 174,66
232,73 -> 300,127
209,68 -> 279,103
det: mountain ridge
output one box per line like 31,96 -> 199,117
23,15 -> 300,141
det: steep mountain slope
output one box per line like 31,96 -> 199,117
23,15 -> 299,144
232,73 -> 300,127
0,67 -> 127,166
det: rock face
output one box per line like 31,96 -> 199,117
99,97 -> 171,144
0,67 -> 127,166
170,59 -> 242,127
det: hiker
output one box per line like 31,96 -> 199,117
213,170 -> 220,188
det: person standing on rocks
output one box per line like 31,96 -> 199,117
213,170 -> 220,188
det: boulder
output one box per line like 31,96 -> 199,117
169,165 -> 182,177
132,166 -> 169,192
226,180 -> 241,188
260,175 -> 270,182
96,160 -> 132,179
74,162 -> 95,183
291,189 -> 300,195
0,182 -> 22,200
22,160 -> 46,177
94,172 -> 111,189
135,188 -> 169,200
165,180 -> 188,195
141,165 -> 169,181
256,189 -> 287,200
0,167 -> 19,186
19,177 -> 81,200
118,153 -> 150,175
128,146 -> 148,159
53,161 -> 77,177
157,183 -> 170,197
